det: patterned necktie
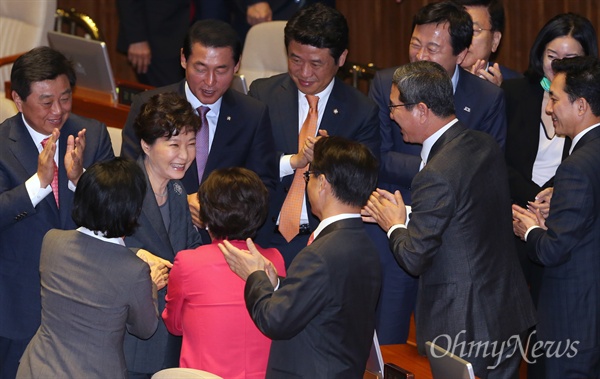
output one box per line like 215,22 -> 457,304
279,94 -> 319,242
41,137 -> 59,207
196,106 -> 210,183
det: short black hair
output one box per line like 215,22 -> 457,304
552,56 -> 600,117
454,0 -> 505,33
72,158 -> 146,238
10,46 -> 76,101
198,167 -> 269,240
392,61 -> 455,118
413,1 -> 473,56
284,3 -> 348,63
310,136 -> 378,208
134,92 -> 201,146
183,19 -> 242,64
526,13 -> 598,80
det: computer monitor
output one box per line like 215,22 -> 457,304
47,31 -> 118,104
425,341 -> 475,379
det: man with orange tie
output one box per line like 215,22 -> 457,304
219,136 -> 381,378
0,47 -> 114,378
249,3 -> 380,266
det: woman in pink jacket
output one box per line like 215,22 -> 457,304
163,167 -> 285,379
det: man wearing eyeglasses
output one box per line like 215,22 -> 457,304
364,61 -> 535,379
219,136 -> 381,379
456,0 -> 522,86
367,0 -> 508,346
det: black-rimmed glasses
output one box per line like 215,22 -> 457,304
388,103 -> 416,112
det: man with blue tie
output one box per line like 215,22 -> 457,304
368,0 -> 507,345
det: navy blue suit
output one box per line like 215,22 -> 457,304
249,74 -> 380,265
121,80 -> 278,198
526,126 -> 600,378
0,113 -> 114,377
368,66 -> 507,344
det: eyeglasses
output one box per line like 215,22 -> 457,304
303,170 -> 313,184
473,27 -> 493,36
388,103 -> 416,112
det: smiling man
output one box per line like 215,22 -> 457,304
0,47 -> 114,378
248,3 -> 380,266
121,20 -> 278,232
512,56 -> 600,378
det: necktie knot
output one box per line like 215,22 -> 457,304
306,95 -> 319,111
197,105 -> 210,118
41,137 -> 51,148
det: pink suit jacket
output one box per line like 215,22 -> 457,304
163,239 -> 285,379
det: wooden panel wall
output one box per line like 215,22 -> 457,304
56,0 -> 600,85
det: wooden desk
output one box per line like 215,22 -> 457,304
381,343 -> 432,379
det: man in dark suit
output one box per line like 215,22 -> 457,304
220,136 -> 381,378
368,0 -> 507,345
512,56 -> 600,378
231,0 -> 336,43
456,0 -> 522,86
364,61 -> 535,379
0,47 -> 115,379
249,3 -> 380,266
121,20 -> 278,237
116,0 -> 188,87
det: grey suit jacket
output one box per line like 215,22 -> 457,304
389,123 -> 535,376
245,218 -> 381,378
249,74 -> 380,232
16,230 -> 158,379
122,157 -> 202,373
527,126 -> 600,351
0,113 -> 114,339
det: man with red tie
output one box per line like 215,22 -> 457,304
220,136 -> 381,378
248,3 -> 380,267
0,47 -> 115,378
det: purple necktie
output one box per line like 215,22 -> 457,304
196,106 -> 210,183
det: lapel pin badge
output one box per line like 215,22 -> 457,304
226,116 -> 231,121
173,183 -> 183,195
463,106 -> 471,113
333,109 -> 339,114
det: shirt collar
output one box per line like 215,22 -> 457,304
22,114 -> 56,149
570,122 -> 600,155
184,81 -> 223,116
421,118 -> 459,165
77,226 -> 125,246
312,213 -> 360,240
297,76 -> 335,110
450,65 -> 460,94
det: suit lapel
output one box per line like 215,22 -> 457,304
571,125 -> 600,154
9,116 -> 60,218
428,122 -> 466,163
137,157 -> 173,253
320,79 -> 345,135
275,77 -> 300,152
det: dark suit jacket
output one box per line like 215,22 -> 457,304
116,0 -> 188,86
121,81 -> 278,197
526,126 -> 600,352
249,74 -> 380,232
370,66 -> 506,204
122,157 -> 202,373
16,230 -> 158,379
245,217 -> 381,378
388,123 -> 535,376
0,113 -> 114,340
502,76 -> 571,206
